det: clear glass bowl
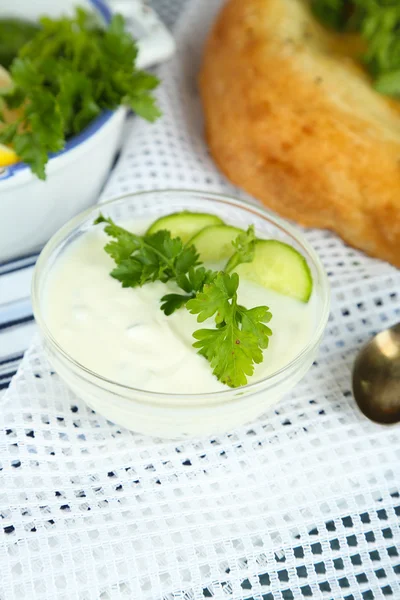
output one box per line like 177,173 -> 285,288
32,190 -> 330,438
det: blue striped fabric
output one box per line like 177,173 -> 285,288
0,253 -> 38,389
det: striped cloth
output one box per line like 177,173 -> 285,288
0,254 -> 37,389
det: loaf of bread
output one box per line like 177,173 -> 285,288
199,0 -> 400,266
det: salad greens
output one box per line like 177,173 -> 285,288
311,0 -> 400,97
95,215 -> 272,389
0,9 -> 160,179
0,19 -> 39,69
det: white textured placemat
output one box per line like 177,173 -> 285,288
1,1 -> 399,598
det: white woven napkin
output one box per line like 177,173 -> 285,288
1,1 -> 399,598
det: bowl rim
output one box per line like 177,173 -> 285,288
32,189 -> 331,404
0,0 -> 113,181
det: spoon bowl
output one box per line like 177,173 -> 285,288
352,323 -> 400,424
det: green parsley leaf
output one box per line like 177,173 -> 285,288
160,266 -> 215,315
186,271 -> 239,324
0,18 -> 40,69
0,119 -> 19,143
109,258 -> 144,288
240,305 -> 273,350
311,0 -> 400,98
175,265 -> 215,294
311,0 -> 349,30
94,214 -> 142,263
95,215 -> 200,289
225,225 -> 256,273
160,293 -> 194,316
0,8 -> 160,179
374,69 -> 400,95
187,272 -> 272,388
0,73 -> 64,179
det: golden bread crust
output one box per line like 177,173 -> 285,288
199,0 -> 400,266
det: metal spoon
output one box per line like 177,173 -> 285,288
352,323 -> 400,424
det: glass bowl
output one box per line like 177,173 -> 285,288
32,190 -> 330,439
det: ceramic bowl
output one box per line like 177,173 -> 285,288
0,0 -> 125,262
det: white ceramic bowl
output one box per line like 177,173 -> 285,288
32,190 -> 331,439
0,0 -> 126,263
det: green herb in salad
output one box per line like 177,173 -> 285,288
311,0 -> 400,97
95,215 -> 272,388
0,8 -> 160,179
0,19 -> 40,69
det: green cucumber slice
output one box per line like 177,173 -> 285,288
235,240 -> 313,302
188,224 -> 244,262
146,211 -> 224,243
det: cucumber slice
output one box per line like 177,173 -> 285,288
146,211 -> 224,243
235,240 -> 313,302
188,224 -> 244,262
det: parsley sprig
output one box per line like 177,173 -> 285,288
187,273 -> 272,387
0,9 -> 160,179
94,214 -> 213,313
311,0 -> 400,97
95,215 -> 273,388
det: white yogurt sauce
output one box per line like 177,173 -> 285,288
44,222 -> 316,393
